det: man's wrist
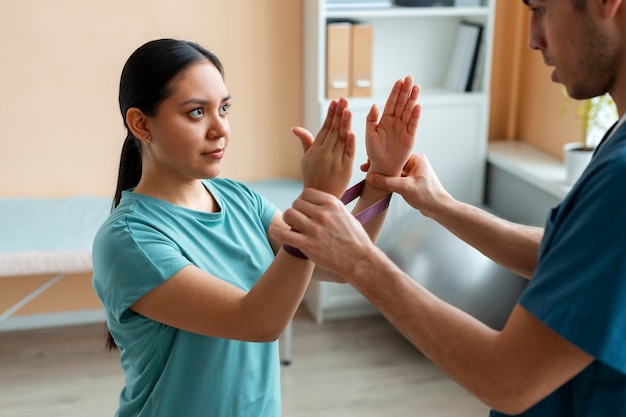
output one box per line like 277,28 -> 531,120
340,243 -> 386,287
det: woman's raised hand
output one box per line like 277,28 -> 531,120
363,76 -> 421,178
292,98 -> 355,198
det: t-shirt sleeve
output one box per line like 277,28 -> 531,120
93,217 -> 192,322
252,191 -> 279,231
227,179 -> 280,231
519,153 -> 626,374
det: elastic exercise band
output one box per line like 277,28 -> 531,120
283,180 -> 392,259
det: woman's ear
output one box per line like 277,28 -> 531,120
126,108 -> 151,143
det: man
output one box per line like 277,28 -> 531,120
272,0 -> 626,415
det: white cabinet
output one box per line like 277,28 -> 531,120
302,0 -> 495,323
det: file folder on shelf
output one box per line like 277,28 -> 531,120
326,22 -> 352,99
350,23 -> 373,97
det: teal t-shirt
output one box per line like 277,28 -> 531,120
92,178 -> 280,417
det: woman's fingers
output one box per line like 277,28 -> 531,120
317,99 -> 339,145
328,98 -> 349,147
402,83 -> 420,125
382,78 -> 403,117
336,106 -> 352,152
316,97 -> 349,148
394,75 -> 414,118
292,126 -> 314,152
408,101 -> 422,137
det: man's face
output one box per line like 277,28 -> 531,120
525,0 -> 618,100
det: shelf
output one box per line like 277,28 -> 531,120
487,140 -> 571,200
326,5 -> 490,18
320,89 -> 487,110
304,0 -> 495,322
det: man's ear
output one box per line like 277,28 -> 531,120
126,108 -> 151,143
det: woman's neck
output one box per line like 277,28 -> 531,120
133,178 -> 219,213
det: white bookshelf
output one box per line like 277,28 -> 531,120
302,0 -> 496,323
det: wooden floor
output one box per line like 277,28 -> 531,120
0,307 -> 490,417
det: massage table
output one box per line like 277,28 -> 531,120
0,179 -> 302,364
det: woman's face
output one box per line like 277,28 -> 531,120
145,60 -> 231,182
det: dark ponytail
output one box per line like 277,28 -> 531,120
113,134 -> 142,209
106,39 -> 224,351
105,134 -> 142,351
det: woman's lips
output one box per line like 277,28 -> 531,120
203,148 -> 224,158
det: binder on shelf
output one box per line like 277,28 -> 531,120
444,21 -> 484,93
469,33 -> 486,92
326,0 -> 392,9
441,0 -> 482,6
326,21 -> 352,99
350,23 -> 373,97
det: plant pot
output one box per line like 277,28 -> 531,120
563,142 -> 593,185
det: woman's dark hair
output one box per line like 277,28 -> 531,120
106,39 -> 224,351
114,38 -> 224,207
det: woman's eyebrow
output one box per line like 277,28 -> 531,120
181,95 -> 232,106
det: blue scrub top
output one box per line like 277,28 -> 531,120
492,121 -> 626,416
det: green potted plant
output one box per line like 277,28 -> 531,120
562,92 -> 617,185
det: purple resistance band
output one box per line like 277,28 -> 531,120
282,180 -> 392,259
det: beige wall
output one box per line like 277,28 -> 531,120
489,1 -> 581,158
0,0 -> 303,197
1,1 -> 588,198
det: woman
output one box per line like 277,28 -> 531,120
92,38 -> 420,416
